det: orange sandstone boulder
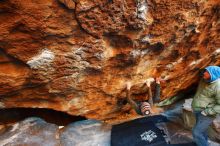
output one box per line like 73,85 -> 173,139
0,0 -> 219,122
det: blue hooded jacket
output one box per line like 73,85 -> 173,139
205,66 -> 220,82
192,65 -> 220,115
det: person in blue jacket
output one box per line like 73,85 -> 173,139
191,65 -> 220,146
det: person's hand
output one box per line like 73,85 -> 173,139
126,81 -> 132,90
201,110 -> 207,116
145,78 -> 155,87
146,81 -> 151,87
155,77 -> 166,84
155,77 -> 161,84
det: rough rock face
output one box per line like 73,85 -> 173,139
0,0 -> 219,121
0,118 -> 111,146
60,120 -> 111,146
0,117 -> 60,146
1,117 -> 219,146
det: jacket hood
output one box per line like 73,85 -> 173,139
205,66 -> 220,82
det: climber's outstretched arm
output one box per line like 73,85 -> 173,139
154,77 -> 162,103
126,82 -> 139,113
154,83 -> 161,103
147,85 -> 153,106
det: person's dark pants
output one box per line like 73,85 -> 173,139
192,111 -> 214,146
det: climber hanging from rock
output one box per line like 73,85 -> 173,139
113,77 -> 198,146
126,77 -> 162,116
